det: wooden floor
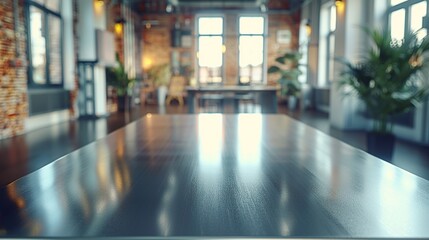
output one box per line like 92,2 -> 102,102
2,114 -> 429,237
0,104 -> 428,188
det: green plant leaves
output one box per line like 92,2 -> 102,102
338,29 -> 429,133
268,51 -> 303,97
147,64 -> 171,87
106,54 -> 136,96
268,66 -> 281,73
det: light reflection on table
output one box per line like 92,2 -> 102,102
1,115 -> 429,238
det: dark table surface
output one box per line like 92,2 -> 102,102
1,115 -> 429,238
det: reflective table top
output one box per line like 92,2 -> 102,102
1,115 -> 429,238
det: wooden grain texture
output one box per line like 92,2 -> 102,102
1,115 -> 429,238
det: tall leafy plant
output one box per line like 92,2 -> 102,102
107,54 -> 136,97
268,52 -> 303,97
338,29 -> 429,133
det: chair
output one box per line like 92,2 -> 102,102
140,81 -> 156,105
166,76 -> 186,106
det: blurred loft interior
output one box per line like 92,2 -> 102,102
1,0 -> 429,238
1,0 -> 429,201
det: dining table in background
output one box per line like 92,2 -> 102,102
186,85 -> 279,113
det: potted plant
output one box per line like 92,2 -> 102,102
268,51 -> 303,110
338,29 -> 429,161
107,55 -> 136,111
147,64 -> 171,105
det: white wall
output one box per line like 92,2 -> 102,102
94,66 -> 107,116
329,0 -> 368,130
301,0 -> 322,87
93,0 -> 108,116
77,0 -> 109,117
77,0 -> 97,61
62,0 -> 76,90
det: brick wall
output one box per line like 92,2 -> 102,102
267,14 -> 300,84
70,0 -> 79,118
0,0 -> 80,138
224,14 -> 238,85
142,15 -> 172,67
0,0 -> 28,139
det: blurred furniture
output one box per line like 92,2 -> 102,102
140,81 -> 156,105
199,94 -> 225,113
166,75 -> 187,106
233,93 -> 256,113
186,85 -> 278,113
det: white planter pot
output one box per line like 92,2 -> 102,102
157,86 -> 168,105
288,96 -> 298,110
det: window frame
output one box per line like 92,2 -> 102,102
317,1 -> 337,87
26,0 -> 64,88
195,15 -> 225,85
237,14 -> 267,85
387,0 -> 427,38
326,4 -> 336,85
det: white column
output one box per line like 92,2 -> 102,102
93,0 -> 108,116
62,0 -> 75,91
77,0 -> 108,117
329,0 -> 368,130
77,0 -> 97,61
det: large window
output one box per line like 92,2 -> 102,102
388,0 -> 427,42
326,4 -> 336,85
238,16 -> 265,85
27,0 -> 63,87
318,2 -> 336,86
197,16 -> 224,84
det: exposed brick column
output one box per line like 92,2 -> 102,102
224,14 -> 238,85
0,0 -> 28,139
70,0 -> 79,118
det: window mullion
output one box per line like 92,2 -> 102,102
60,17 -> 64,87
45,13 -> 50,85
405,6 -> 411,35
26,4 -> 33,86
326,32 -> 331,84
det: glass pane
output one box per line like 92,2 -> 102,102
239,17 -> 264,34
240,66 -> 262,84
390,9 -> 405,42
30,6 -> 46,84
198,36 -> 223,84
391,0 -> 407,6
198,17 -> 223,35
49,15 -> 62,84
198,36 -> 223,67
239,36 -> 263,67
239,36 -> 263,84
199,67 -> 222,84
411,1 -> 427,41
330,5 -> 336,32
